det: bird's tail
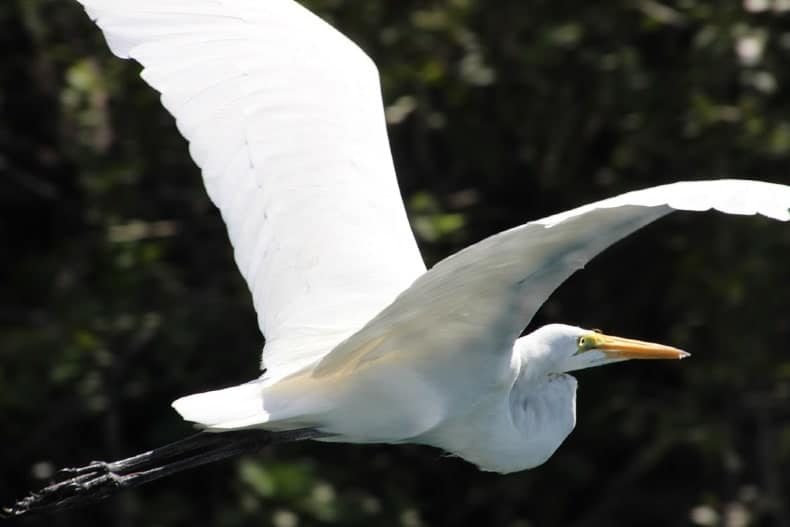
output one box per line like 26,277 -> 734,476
2,428 -> 322,518
172,374 -> 333,431
171,380 -> 272,429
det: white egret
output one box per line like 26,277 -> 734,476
5,0 -> 790,516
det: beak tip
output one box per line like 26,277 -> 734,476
678,350 -> 691,359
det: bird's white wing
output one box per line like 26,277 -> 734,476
77,0 -> 426,378
315,179 -> 790,376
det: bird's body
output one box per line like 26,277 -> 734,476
177,322 -> 575,474
5,0 -> 790,516
417,328 -> 581,473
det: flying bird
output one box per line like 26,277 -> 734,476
5,0 -> 790,517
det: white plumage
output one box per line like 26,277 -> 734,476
75,0 -> 790,473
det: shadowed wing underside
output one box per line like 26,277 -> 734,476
315,180 -> 790,376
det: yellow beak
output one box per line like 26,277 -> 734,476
595,334 -> 690,360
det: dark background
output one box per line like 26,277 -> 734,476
2,1 -> 790,526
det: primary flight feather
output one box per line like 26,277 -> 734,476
4,0 -> 790,516
85,0 -> 427,380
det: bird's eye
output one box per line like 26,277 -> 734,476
577,335 -> 597,350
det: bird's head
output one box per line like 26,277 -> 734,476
490,324 -> 690,473
518,324 -> 690,377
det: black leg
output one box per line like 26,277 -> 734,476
2,428 -> 325,518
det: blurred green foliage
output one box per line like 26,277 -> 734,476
1,0 -> 789,526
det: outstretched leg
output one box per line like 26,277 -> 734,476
2,428 -> 324,518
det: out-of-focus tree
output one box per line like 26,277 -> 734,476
1,1 -> 789,526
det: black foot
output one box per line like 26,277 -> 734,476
3,461 -> 123,517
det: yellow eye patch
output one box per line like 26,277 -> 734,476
576,333 -> 602,351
